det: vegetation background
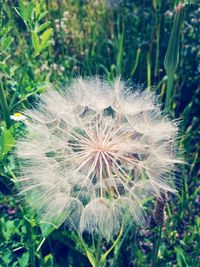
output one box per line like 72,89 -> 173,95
0,0 -> 199,266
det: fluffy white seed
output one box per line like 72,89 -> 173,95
16,77 -> 181,237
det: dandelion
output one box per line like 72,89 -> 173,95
16,77 -> 181,238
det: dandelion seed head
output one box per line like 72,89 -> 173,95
16,77 -> 180,238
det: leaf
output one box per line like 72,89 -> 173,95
0,61 -> 10,75
0,25 -> 11,38
37,11 -> 49,22
31,31 -> 40,53
12,83 -> 49,109
2,36 -> 14,51
164,3 -> 184,74
35,2 -> 40,18
40,221 -> 57,238
18,252 -> 29,267
14,7 -> 28,28
44,254 -> 54,266
36,21 -> 51,34
175,246 -> 190,267
79,238 -> 96,267
0,125 -> 15,157
18,0 -> 24,12
23,3 -> 34,24
99,225 -> 123,266
85,250 -> 96,267
40,28 -> 53,51
1,251 -> 12,265
14,2 -> 34,28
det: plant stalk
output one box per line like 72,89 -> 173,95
154,16 -> 161,79
95,231 -> 103,267
165,71 -> 174,112
147,51 -> 151,89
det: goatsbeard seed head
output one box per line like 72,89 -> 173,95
16,77 -> 181,238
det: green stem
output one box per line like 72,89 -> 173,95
58,1 -> 65,61
165,71 -> 174,112
130,48 -> 141,76
154,15 -> 160,79
95,231 -> 103,267
151,226 -> 162,267
147,51 -> 151,89
0,81 -> 11,127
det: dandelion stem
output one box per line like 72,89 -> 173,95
95,231 -> 103,267
151,225 -> 162,267
0,81 -> 11,127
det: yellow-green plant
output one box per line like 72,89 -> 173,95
164,2 -> 185,112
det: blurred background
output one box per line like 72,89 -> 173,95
0,0 -> 199,266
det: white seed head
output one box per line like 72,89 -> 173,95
16,77 -> 180,238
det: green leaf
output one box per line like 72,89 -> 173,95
40,28 -> 53,51
79,238 -> 96,267
0,124 -> 15,157
130,48 -> 141,76
31,31 -> 40,53
37,11 -> 49,22
85,250 -> 96,267
14,2 -> 34,28
2,36 -> 14,51
23,3 -> 34,24
35,2 -> 40,18
0,25 -> 11,38
40,221 -> 57,238
1,251 -> 12,265
18,252 -> 29,267
100,225 -> 123,266
175,246 -> 189,267
18,0 -> 24,12
44,254 -> 54,265
164,4 -> 184,74
36,21 -> 51,34
0,61 -> 10,75
14,6 -> 29,29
